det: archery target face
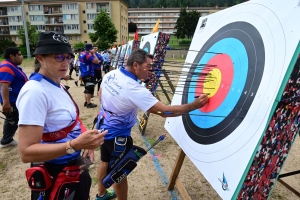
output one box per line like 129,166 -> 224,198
140,32 -> 159,55
165,1 -> 300,199
123,40 -> 133,67
121,44 -> 127,56
125,40 -> 133,59
183,22 -> 265,145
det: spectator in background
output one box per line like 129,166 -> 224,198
79,43 -> 100,108
74,48 -> 84,87
93,46 -> 104,93
102,50 -> 111,74
0,47 -> 28,148
68,47 -> 75,80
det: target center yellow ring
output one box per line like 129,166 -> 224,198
203,68 -> 222,97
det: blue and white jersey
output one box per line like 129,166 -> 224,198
16,73 -> 81,164
102,53 -> 111,63
99,67 -> 158,140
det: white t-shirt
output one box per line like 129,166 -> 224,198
16,73 -> 81,164
99,67 -> 158,140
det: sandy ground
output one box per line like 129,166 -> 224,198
0,63 -> 300,200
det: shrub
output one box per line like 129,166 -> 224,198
178,39 -> 191,45
73,41 -> 85,50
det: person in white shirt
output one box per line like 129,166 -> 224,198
95,49 -> 208,200
17,31 -> 107,200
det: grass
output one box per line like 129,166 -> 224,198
0,161 -> 7,173
92,177 -> 98,186
0,57 -> 34,69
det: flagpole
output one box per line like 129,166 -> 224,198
20,0 -> 31,59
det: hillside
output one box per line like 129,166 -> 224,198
125,0 -> 248,8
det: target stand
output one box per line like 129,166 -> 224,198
167,149 -> 192,200
277,170 -> 300,197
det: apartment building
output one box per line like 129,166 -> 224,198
128,7 -> 225,36
0,0 -> 128,45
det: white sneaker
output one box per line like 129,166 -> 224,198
0,140 -> 18,148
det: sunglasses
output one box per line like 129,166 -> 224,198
52,54 -> 73,63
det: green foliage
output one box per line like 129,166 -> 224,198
174,8 -> 200,39
0,39 -> 17,55
17,21 -> 40,53
174,7 -> 187,39
89,9 -> 118,50
178,39 -> 191,45
18,44 -> 28,56
73,41 -> 85,50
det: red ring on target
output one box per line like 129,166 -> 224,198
196,54 -> 234,112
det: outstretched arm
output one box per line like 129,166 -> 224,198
148,94 -> 208,117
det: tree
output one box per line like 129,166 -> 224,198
175,8 -> 200,39
0,39 -> 16,56
17,21 -> 39,52
73,41 -> 85,50
186,10 -> 201,39
89,9 -> 118,50
174,7 -> 188,39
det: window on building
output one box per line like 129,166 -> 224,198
35,25 -> 46,31
15,36 -> 18,41
29,15 -> 44,21
47,26 -> 64,32
7,6 -> 21,12
63,14 -> 79,20
87,14 -> 97,20
76,36 -> 80,41
62,4 -> 78,10
84,30 -> 87,33
8,16 -> 22,22
0,18 -> 8,25
86,3 -> 96,9
88,24 -> 94,29
64,24 -> 79,30
29,5 -> 43,11
9,25 -> 22,31
67,36 -> 72,40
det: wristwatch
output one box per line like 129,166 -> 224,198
66,140 -> 76,154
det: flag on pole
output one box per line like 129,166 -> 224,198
152,19 -> 160,33
134,29 -> 139,41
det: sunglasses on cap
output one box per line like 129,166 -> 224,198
51,54 -> 73,63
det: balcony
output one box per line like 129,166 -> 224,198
45,27 -> 64,33
44,6 -> 63,15
0,22 -> 9,26
9,30 -> 18,35
44,17 -> 63,25
64,29 -> 80,34
0,30 -> 10,35
45,22 -> 64,25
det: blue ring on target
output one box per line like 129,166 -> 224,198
188,38 -> 248,128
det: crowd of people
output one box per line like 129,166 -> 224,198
0,31 -> 208,200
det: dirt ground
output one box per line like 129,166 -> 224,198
0,61 -> 300,200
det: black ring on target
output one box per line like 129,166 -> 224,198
182,22 -> 265,145
142,42 -> 151,53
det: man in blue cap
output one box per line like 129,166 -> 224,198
79,43 -> 100,108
